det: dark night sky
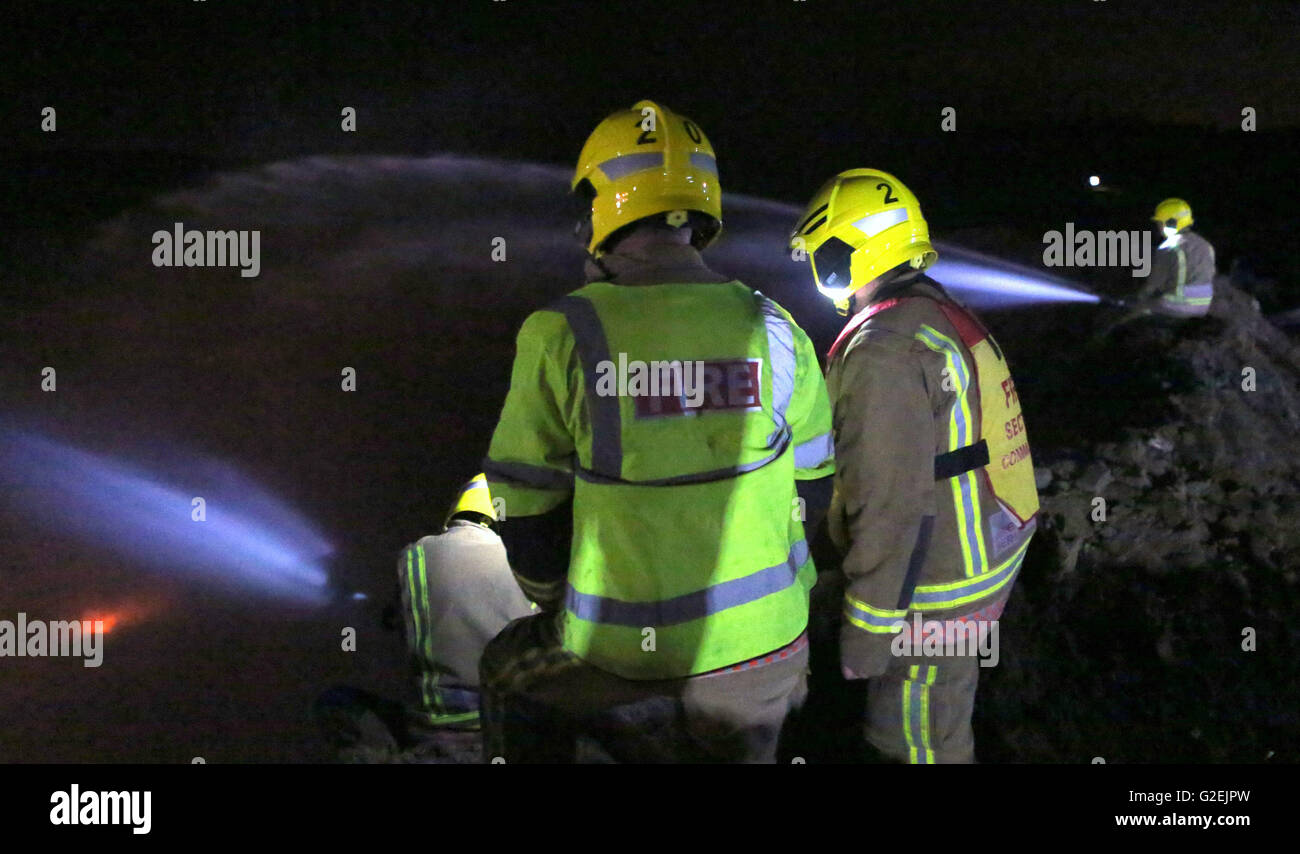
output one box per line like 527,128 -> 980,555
9,0 -> 1300,170
5,0 -> 1299,278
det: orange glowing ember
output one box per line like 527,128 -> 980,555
77,598 -> 162,636
80,613 -> 120,634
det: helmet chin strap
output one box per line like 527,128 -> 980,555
588,252 -> 617,282
846,265 -> 922,314
574,211 -> 618,281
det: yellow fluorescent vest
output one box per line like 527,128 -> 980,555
485,280 -> 835,679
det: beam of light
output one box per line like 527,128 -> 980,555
925,241 -> 1102,308
0,431 -> 332,605
703,194 -> 1102,313
928,258 -> 1102,308
1089,175 -> 1101,187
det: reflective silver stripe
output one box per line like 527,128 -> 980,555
757,295 -> 795,447
1168,282 -> 1213,306
1159,298 -> 1211,316
915,325 -> 986,578
844,599 -> 906,631
690,151 -> 718,174
482,459 -> 573,491
852,207 -> 909,239
905,666 -> 936,764
566,539 -> 809,627
793,431 -> 833,469
1161,280 -> 1213,314
598,152 -> 664,180
910,531 -> 1032,609
575,429 -> 790,487
402,546 -> 432,714
553,296 -> 622,478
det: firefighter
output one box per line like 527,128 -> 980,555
478,100 -> 835,763
1134,198 -> 1217,317
396,474 -> 536,734
790,169 -> 1040,763
315,474 -> 535,763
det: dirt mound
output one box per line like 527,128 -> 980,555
975,279 -> 1300,762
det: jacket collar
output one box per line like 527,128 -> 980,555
847,271 -> 947,320
583,243 -> 732,286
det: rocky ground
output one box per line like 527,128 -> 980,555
972,278 -> 1299,762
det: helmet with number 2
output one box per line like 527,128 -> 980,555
790,169 -> 937,315
572,100 -> 722,256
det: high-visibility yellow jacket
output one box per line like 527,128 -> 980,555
825,275 -> 1038,678
484,244 -> 834,679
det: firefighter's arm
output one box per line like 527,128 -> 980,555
834,331 -> 937,680
786,319 -> 835,535
1135,247 -> 1173,301
483,309 -> 578,611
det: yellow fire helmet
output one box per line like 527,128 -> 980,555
790,168 -> 937,315
444,473 -> 497,529
572,99 -> 722,256
1152,197 -> 1193,231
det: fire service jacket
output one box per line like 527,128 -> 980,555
1138,229 -> 1216,316
825,274 -> 1039,678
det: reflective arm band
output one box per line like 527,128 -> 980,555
844,593 -> 907,634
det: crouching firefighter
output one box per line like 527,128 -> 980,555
479,100 -> 835,763
315,474 -> 535,763
790,169 -> 1040,763
397,474 -> 537,735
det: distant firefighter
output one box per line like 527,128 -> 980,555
790,169 -> 1040,763
1134,198 -> 1217,317
479,99 -> 835,763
